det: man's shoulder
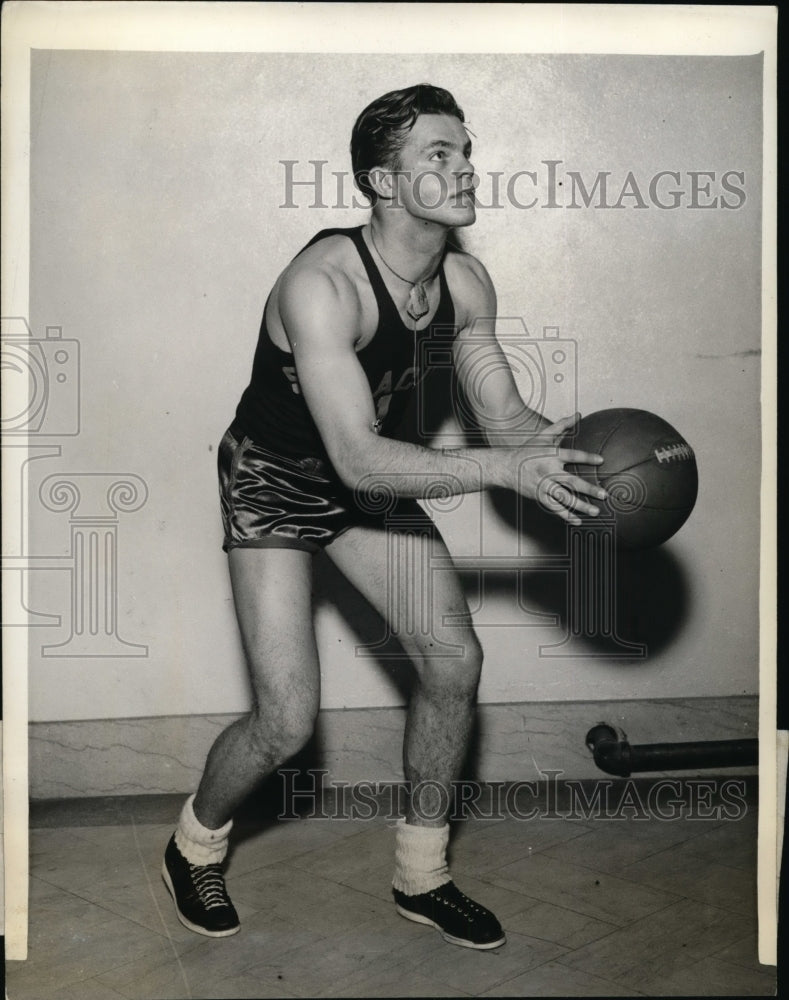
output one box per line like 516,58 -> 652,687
281,231 -> 362,293
277,230 -> 364,322
289,229 -> 360,271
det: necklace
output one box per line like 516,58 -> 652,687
369,226 -> 436,322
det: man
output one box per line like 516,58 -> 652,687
162,84 -> 606,950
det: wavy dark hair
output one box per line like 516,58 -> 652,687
350,84 -> 465,205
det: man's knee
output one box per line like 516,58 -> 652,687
418,630 -> 483,699
247,702 -> 317,762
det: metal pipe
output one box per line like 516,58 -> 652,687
585,724 -> 758,777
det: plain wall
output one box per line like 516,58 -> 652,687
24,50 -> 763,721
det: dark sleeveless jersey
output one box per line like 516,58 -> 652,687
234,226 -> 456,460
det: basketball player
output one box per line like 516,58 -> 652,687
162,85 -> 607,950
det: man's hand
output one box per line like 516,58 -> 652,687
503,413 -> 608,526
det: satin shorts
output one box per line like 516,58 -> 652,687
218,422 -> 432,554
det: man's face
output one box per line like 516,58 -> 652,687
386,113 -> 477,227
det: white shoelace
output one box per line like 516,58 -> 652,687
190,865 -> 229,910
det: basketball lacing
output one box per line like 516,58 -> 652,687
189,864 -> 231,910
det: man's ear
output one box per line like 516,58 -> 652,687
367,165 -> 397,202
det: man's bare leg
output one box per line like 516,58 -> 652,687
325,522 -> 481,823
324,519 -> 505,949
163,545 -> 320,937
192,546 -> 320,828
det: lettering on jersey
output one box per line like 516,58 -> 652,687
394,368 -> 417,392
373,371 -> 393,423
374,372 -> 393,398
654,442 -> 694,464
282,365 -> 301,395
372,367 -> 419,424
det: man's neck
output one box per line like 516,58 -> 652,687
368,212 -> 448,284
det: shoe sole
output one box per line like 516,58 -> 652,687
395,903 -> 506,950
161,863 -> 241,938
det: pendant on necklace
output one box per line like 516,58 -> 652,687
407,282 -> 430,321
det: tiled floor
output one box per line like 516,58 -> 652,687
6,778 -> 778,998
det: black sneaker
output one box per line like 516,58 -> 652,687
393,880 -> 506,950
162,835 -> 240,938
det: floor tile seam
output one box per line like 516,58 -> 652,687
462,874 -> 633,929
508,916 -> 624,953
617,844 -> 757,874
592,852 -> 756,902
321,986 -> 474,1000
239,901 -> 394,945
549,946 -> 702,989
228,829 -> 389,870
536,817 -> 743,847
275,853 -> 393,880
58,821 -> 178,836
27,870 -> 137,907
533,838 -> 742,882
677,812 -> 758,833
29,871 -> 213,956
612,832 -> 758,869
6,942 -> 194,1000
481,854 -> 688,902
701,954 -> 779,982
99,940 -> 302,1000
185,957 -> 310,996
3,968 -> 121,1000
632,960 -> 778,996
270,857 -> 395,892
571,819 -> 737,842
680,860 -> 758,878
82,977 -> 137,1000
333,872 -> 394,904
707,933 -> 774,973
673,848 -> 758,874
549,893 -> 757,971
451,817 -> 597,841
454,831 -> 601,866
224,857 -> 329,880
603,868 -> 758,918
476,874 -> 685,926
89,978 -> 149,1000
409,955 -> 563,996
409,933 -> 574,995
548,891 -> 695,940
481,958 -> 652,998
609,867 -> 745,894
241,937 -> 434,989
220,883 -> 390,932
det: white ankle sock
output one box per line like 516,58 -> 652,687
392,818 -> 451,896
174,794 -> 233,866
